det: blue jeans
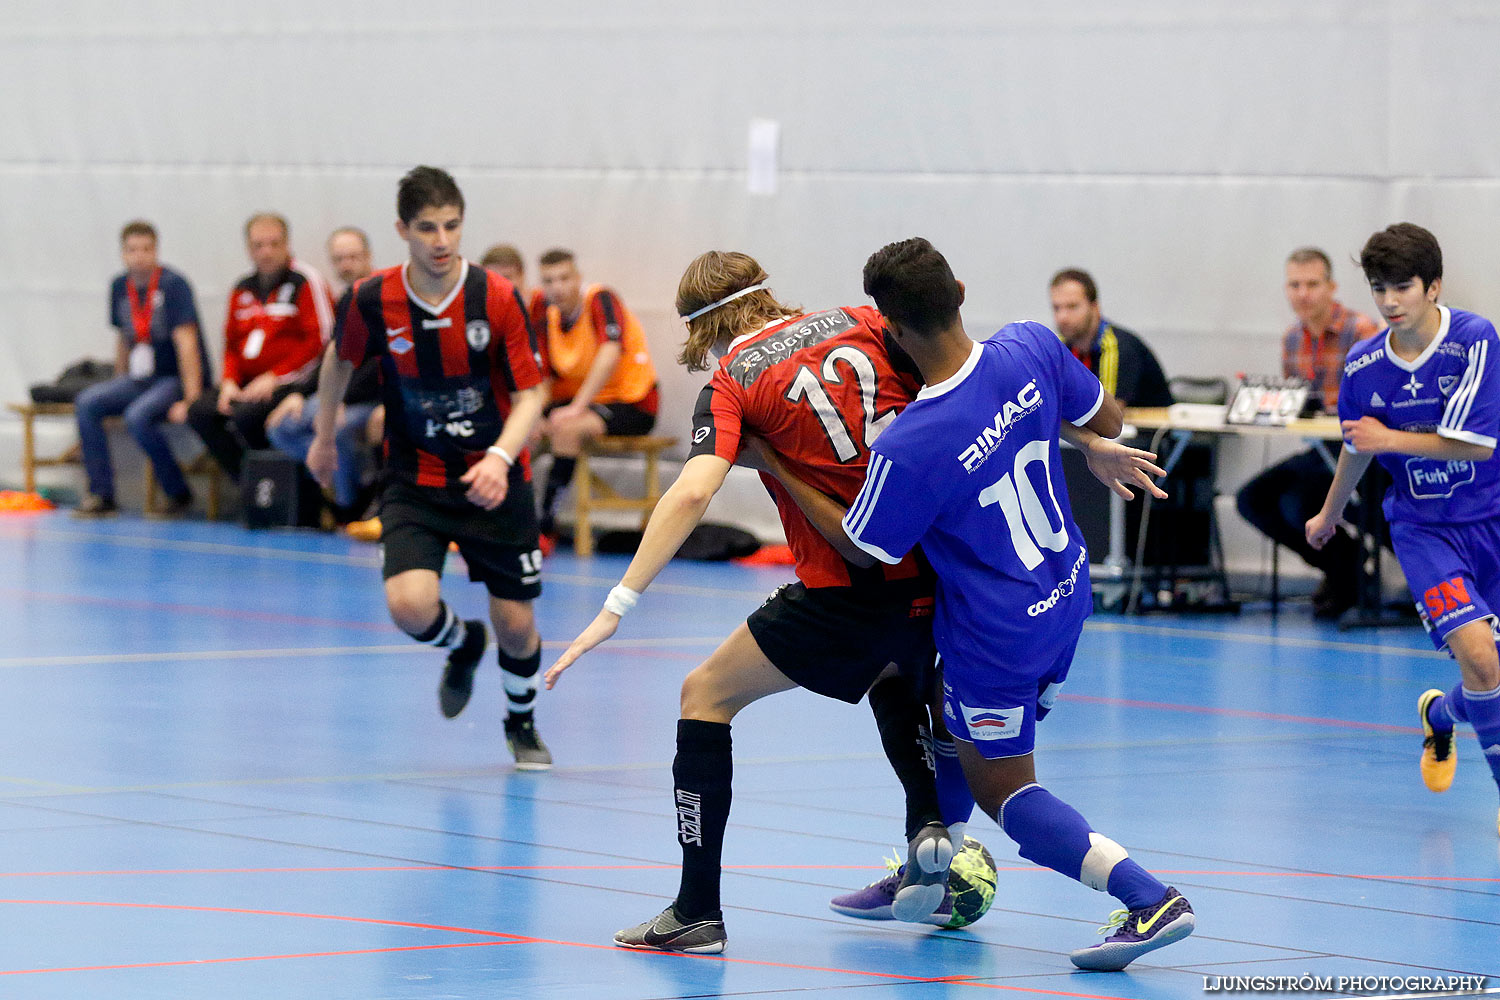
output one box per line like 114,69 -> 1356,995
75,375 -> 187,500
266,396 -> 376,508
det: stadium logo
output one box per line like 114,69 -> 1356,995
1344,349 -> 1384,377
960,703 -> 1023,741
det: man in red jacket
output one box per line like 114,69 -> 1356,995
187,212 -> 334,479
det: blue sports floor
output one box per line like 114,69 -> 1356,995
0,512 -> 1495,999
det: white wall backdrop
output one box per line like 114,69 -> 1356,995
3,0 -> 1499,560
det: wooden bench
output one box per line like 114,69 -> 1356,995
8,401 -> 224,519
572,434 -> 677,557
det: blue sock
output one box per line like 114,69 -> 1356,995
1428,691 -> 1456,731
998,784 -> 1166,911
1461,685 -> 1500,788
932,734 -> 975,830
1443,682 -> 1470,725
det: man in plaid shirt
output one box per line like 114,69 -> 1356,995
1236,247 -> 1381,618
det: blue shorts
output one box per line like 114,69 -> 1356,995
1390,519 -> 1500,653
939,634 -> 1079,759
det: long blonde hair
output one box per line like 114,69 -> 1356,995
676,251 -> 799,372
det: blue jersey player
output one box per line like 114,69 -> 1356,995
1307,223 -> 1500,835
758,239 -> 1194,971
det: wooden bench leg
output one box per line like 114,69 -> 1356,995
574,452 -> 593,557
641,448 -> 661,530
207,468 -> 221,521
21,410 -> 36,495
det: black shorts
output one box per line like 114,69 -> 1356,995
547,399 -> 656,437
746,580 -> 937,704
380,481 -> 542,601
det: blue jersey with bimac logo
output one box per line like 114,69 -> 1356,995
843,321 -> 1105,682
1338,306 -> 1500,525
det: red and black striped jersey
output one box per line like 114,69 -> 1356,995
222,261 -> 333,387
689,305 -> 928,589
336,260 -> 543,491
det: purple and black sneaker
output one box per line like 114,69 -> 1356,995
1069,886 -> 1194,971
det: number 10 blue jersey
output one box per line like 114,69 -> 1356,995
844,321 -> 1106,679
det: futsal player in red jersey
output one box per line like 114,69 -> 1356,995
545,250 -> 966,953
308,166 -> 553,769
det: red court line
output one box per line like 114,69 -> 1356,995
0,898 -> 1145,998
0,940 -> 519,977
1058,692 -> 1426,733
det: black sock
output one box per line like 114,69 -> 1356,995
867,674 -> 942,841
498,642 -> 540,720
408,601 -> 467,648
542,456 -> 577,522
672,719 -> 733,920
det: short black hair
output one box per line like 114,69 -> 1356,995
538,248 -> 575,268
397,165 -> 464,225
1359,223 -> 1442,288
1049,267 -> 1098,303
862,238 -> 962,336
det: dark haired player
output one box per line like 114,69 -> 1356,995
762,238 -> 1194,970
1308,222 -> 1500,835
308,166 -> 551,769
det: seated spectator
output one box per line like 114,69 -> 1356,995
266,228 -> 380,519
480,244 -> 548,315
74,220 -> 209,518
188,213 -> 333,480
326,226 -> 373,294
1050,268 -> 1173,407
1236,247 -> 1382,618
533,248 -> 660,540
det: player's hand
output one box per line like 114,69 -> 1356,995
544,610 -> 620,689
735,435 -> 779,476
1341,416 -> 1392,454
306,434 -> 338,489
241,373 -> 278,403
266,392 -> 304,430
167,400 -> 190,424
460,452 -> 511,510
1084,437 -> 1168,500
1305,509 -> 1339,550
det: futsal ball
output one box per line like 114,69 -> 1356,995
941,836 -> 997,929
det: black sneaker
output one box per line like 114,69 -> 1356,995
614,905 -> 726,954
504,715 -> 553,771
1069,886 -> 1195,971
438,621 -> 488,719
147,491 -> 193,520
72,494 -> 117,519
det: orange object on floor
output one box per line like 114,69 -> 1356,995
343,517 -> 381,542
733,544 -> 793,566
0,491 -> 55,513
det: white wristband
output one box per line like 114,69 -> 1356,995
487,445 -> 514,466
603,584 -> 640,617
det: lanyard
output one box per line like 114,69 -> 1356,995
126,268 -> 162,344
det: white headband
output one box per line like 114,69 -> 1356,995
680,282 -> 767,322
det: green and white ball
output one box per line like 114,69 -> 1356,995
941,836 -> 997,929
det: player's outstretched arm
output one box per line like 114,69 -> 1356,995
1060,423 -> 1167,500
1340,416 -> 1494,462
1306,448 -> 1373,550
545,454 -> 732,688
743,437 -> 876,568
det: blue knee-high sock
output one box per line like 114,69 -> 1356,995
931,733 -> 975,835
1461,685 -> 1500,788
998,783 -> 1166,911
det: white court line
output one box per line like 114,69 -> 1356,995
9,526 -> 771,599
0,636 -> 725,669
7,525 -> 1436,654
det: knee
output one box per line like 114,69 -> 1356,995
490,603 -> 537,655
679,666 -> 738,723
387,590 -> 438,635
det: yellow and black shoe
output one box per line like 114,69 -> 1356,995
1419,688 -> 1456,793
